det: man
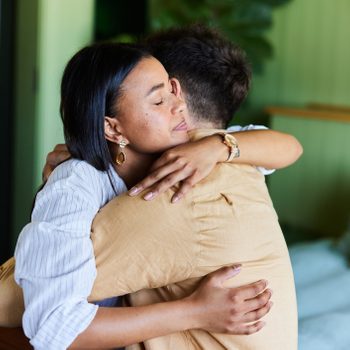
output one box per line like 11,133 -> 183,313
87,25 -> 298,349
1,25 -> 300,349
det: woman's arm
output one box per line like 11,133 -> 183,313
40,128 -> 303,202
70,267 -> 272,349
226,128 -> 303,170
15,160 -> 113,350
129,128 -> 303,202
42,127 -> 302,186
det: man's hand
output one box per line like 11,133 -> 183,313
42,144 -> 71,182
128,135 -> 225,203
187,266 -> 272,335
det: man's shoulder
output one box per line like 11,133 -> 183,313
96,188 -> 179,218
94,163 -> 266,224
193,163 -> 265,194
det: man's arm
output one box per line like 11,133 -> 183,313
41,144 -> 71,182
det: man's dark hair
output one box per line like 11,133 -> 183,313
145,24 -> 251,128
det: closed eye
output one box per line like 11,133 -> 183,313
155,99 -> 163,105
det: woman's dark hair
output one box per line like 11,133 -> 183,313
60,42 -> 150,171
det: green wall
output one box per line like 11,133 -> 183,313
250,0 -> 350,108
270,115 -> 350,239
12,0 -> 95,249
35,0 -> 95,185
249,0 -> 350,238
12,0 -> 40,250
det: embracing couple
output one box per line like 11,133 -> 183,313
0,25 -> 301,349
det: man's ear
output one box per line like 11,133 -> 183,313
170,78 -> 183,100
104,116 -> 128,144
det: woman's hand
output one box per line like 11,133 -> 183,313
71,266 -> 271,348
129,135 -> 225,203
186,265 -> 272,335
42,144 -> 71,182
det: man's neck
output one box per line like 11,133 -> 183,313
188,119 -> 218,130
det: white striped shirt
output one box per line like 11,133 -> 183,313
14,125 -> 272,350
15,159 -> 127,349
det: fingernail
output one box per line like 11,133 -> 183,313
172,194 -> 180,203
129,186 -> 140,196
232,264 -> 242,271
231,265 -> 241,275
144,192 -> 154,201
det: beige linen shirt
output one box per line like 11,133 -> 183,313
90,161 -> 298,349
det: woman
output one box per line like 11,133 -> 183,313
14,42 -> 296,349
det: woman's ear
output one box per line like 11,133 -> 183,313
104,116 -> 128,145
170,78 -> 183,100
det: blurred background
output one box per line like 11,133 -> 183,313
1,0 -> 350,347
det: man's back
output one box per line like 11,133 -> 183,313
91,162 -> 297,349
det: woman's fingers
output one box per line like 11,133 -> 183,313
148,152 -> 172,172
233,279 -> 269,301
129,138 -> 219,201
243,288 -> 272,310
204,265 -> 242,287
129,159 -> 180,196
129,159 -> 194,200
222,286 -> 271,335
144,167 -> 193,200
243,301 -> 273,323
171,173 -> 199,203
129,163 -> 210,202
231,320 -> 266,335
226,282 -> 272,316
189,266 -> 271,335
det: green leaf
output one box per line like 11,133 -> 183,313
148,0 -> 293,72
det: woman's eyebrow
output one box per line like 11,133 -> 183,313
146,83 -> 164,97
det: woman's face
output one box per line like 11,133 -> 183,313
114,57 -> 189,154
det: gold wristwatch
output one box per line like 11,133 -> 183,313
220,133 -> 240,162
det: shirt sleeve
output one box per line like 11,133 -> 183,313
14,161 -> 104,350
227,124 -> 276,175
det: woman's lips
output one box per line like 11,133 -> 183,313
173,120 -> 188,131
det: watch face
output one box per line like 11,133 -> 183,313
224,134 -> 236,146
223,133 -> 240,160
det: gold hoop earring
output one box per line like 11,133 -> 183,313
116,139 -> 127,165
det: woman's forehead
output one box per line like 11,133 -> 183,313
122,57 -> 169,94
